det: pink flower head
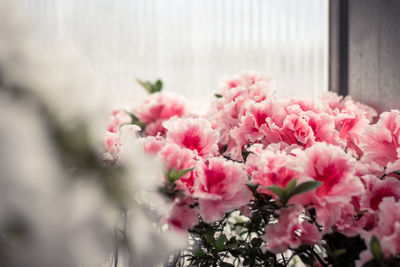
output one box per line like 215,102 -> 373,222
107,109 -> 132,133
305,110 -> 342,147
335,100 -> 371,157
386,148 -> 400,176
335,200 -> 368,237
103,131 -> 121,160
358,197 -> 400,265
219,70 -> 270,92
103,125 -> 140,160
361,110 -> 400,168
295,143 -> 364,232
195,158 -> 250,222
362,175 -> 400,211
140,135 -> 165,155
166,197 -> 199,232
321,91 -> 343,110
262,205 -> 321,254
300,143 -> 363,203
158,143 -> 197,193
226,99 -> 286,160
246,144 -> 302,195
134,92 -> 187,136
163,117 -> 219,158
374,197 -> 400,256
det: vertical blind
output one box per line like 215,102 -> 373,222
15,0 -> 328,109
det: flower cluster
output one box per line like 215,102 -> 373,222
106,71 -> 400,266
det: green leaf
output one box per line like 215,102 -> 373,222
193,249 -> 206,259
136,78 -> 152,93
220,262 -> 234,267
124,110 -> 146,129
266,185 -> 285,200
215,234 -> 227,252
205,231 -> 215,245
153,79 -> 163,92
215,93 -> 223,98
290,181 -> 322,198
284,179 -> 297,196
370,235 -> 383,262
167,167 -> 194,183
299,253 -> 314,266
332,248 -> 346,260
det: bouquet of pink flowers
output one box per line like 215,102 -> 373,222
104,71 -> 400,266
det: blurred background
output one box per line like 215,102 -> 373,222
15,0 -> 328,109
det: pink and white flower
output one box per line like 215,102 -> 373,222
361,110 -> 400,168
194,158 -> 250,222
262,205 -> 321,253
134,92 -> 187,136
163,117 -> 219,158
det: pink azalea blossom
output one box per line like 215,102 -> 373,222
103,131 -> 120,160
218,70 -> 270,93
335,200 -> 368,237
140,135 -> 165,155
166,197 -> 199,232
226,99 -> 286,160
321,91 -> 343,110
361,175 -> 400,211
107,109 -> 132,133
262,205 -> 321,254
358,197 -> 400,266
361,110 -> 400,168
163,117 -> 219,158
158,144 -> 197,193
246,145 -> 303,195
335,100 -> 371,157
195,158 -> 250,222
300,143 -> 363,203
296,143 -> 364,231
134,92 -> 187,136
103,125 -> 140,160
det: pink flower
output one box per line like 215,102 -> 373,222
361,110 -> 400,168
335,200 -> 368,237
158,144 -> 197,193
218,70 -> 270,92
163,117 -> 219,158
103,125 -> 140,160
305,110 -> 342,147
140,135 -> 165,155
335,100 -> 371,157
226,99 -> 286,160
246,144 -> 303,195
374,197 -> 400,256
296,143 -> 364,231
386,148 -> 400,176
361,175 -> 400,211
262,205 -> 321,253
134,92 -> 187,136
300,143 -> 363,203
107,109 -> 132,133
166,197 -> 199,231
194,158 -> 250,222
103,131 -> 120,160
358,198 -> 400,265
321,91 -> 343,110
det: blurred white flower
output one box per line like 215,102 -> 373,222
0,0 -> 185,266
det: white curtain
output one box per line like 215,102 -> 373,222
14,0 -> 328,110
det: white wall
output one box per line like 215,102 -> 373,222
14,0 -> 328,110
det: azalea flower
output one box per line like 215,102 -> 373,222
195,158 -> 250,222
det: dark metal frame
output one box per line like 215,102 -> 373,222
329,0 -> 348,95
